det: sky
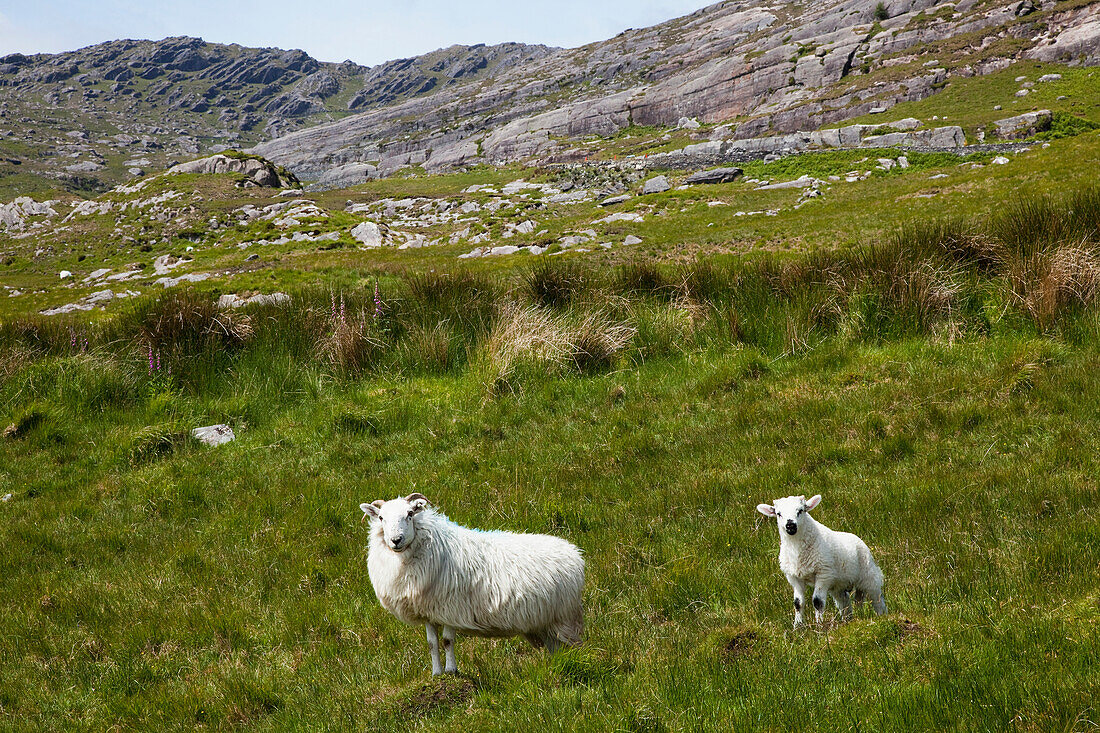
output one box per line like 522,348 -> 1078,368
0,0 -> 715,67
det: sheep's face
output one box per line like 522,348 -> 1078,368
756,494 -> 821,536
360,493 -> 429,553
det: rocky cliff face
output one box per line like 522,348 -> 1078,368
3,0 -> 1099,195
0,37 -> 551,195
252,0 -> 1100,181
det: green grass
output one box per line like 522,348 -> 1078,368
3,184 -> 1100,728
3,325 -> 1100,730
833,61 -> 1100,141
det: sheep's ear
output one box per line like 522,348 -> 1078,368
360,500 -> 383,521
756,503 -> 776,517
805,495 -> 822,511
406,492 -> 429,513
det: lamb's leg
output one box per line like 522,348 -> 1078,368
787,575 -> 807,628
441,625 -> 458,674
811,580 -> 831,624
425,623 -> 443,676
832,589 -> 853,622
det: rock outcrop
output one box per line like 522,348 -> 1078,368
167,154 -> 297,187
253,0 -> 1100,180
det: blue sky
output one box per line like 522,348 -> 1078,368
0,1 -> 714,66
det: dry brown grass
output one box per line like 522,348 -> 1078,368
317,310 -> 385,375
1008,245 -> 1100,331
0,344 -> 34,384
478,302 -> 634,393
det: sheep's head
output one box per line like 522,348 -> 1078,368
360,493 -> 430,552
756,494 -> 821,536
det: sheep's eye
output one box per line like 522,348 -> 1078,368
407,510 -> 414,517
797,508 -> 804,515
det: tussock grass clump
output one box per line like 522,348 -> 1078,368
570,311 -> 635,373
1009,245 -> 1100,331
477,302 -> 632,392
0,315 -> 90,355
524,260 -> 590,308
399,270 -> 498,341
398,323 -> 459,374
616,261 -> 671,298
990,195 -> 1070,255
854,247 -> 962,338
114,291 -> 253,354
0,343 -> 34,383
317,309 -> 385,376
891,217 -> 1000,271
677,259 -> 735,302
127,423 -> 193,465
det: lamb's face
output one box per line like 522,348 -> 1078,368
756,494 -> 821,536
360,493 -> 429,552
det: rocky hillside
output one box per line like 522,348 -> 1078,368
252,0 -> 1100,182
0,37 -> 552,196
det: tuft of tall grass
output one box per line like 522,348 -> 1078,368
316,307 -> 385,376
1009,245 -> 1100,331
398,271 -> 498,343
523,260 -> 590,308
891,217 -> 1001,271
477,302 -> 632,393
397,323 -> 459,375
126,423 -> 193,465
569,310 -> 635,374
111,290 -> 253,354
616,261 -> 671,298
0,343 -> 34,385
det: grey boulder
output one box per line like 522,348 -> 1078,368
641,175 -> 671,195
684,167 -> 743,185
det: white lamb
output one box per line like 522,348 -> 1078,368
360,493 -> 584,675
756,494 -> 887,627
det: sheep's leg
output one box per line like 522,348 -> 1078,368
542,631 -> 562,653
832,589 -> 853,622
787,575 -> 807,628
425,623 -> 443,676
871,589 -> 888,616
441,625 -> 458,674
811,580 -> 831,624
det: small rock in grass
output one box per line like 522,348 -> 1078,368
641,175 -> 671,195
192,424 -> 235,447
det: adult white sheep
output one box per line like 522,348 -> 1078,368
756,494 -> 887,627
360,493 -> 584,675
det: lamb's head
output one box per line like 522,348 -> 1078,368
756,494 -> 821,537
360,493 -> 430,552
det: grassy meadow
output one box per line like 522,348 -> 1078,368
3,185 -> 1100,730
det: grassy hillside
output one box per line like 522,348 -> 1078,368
3,57 -> 1100,730
3,183 -> 1100,729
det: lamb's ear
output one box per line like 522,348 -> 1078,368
756,503 -> 776,517
406,492 -> 429,513
360,500 -> 383,522
805,495 -> 822,511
